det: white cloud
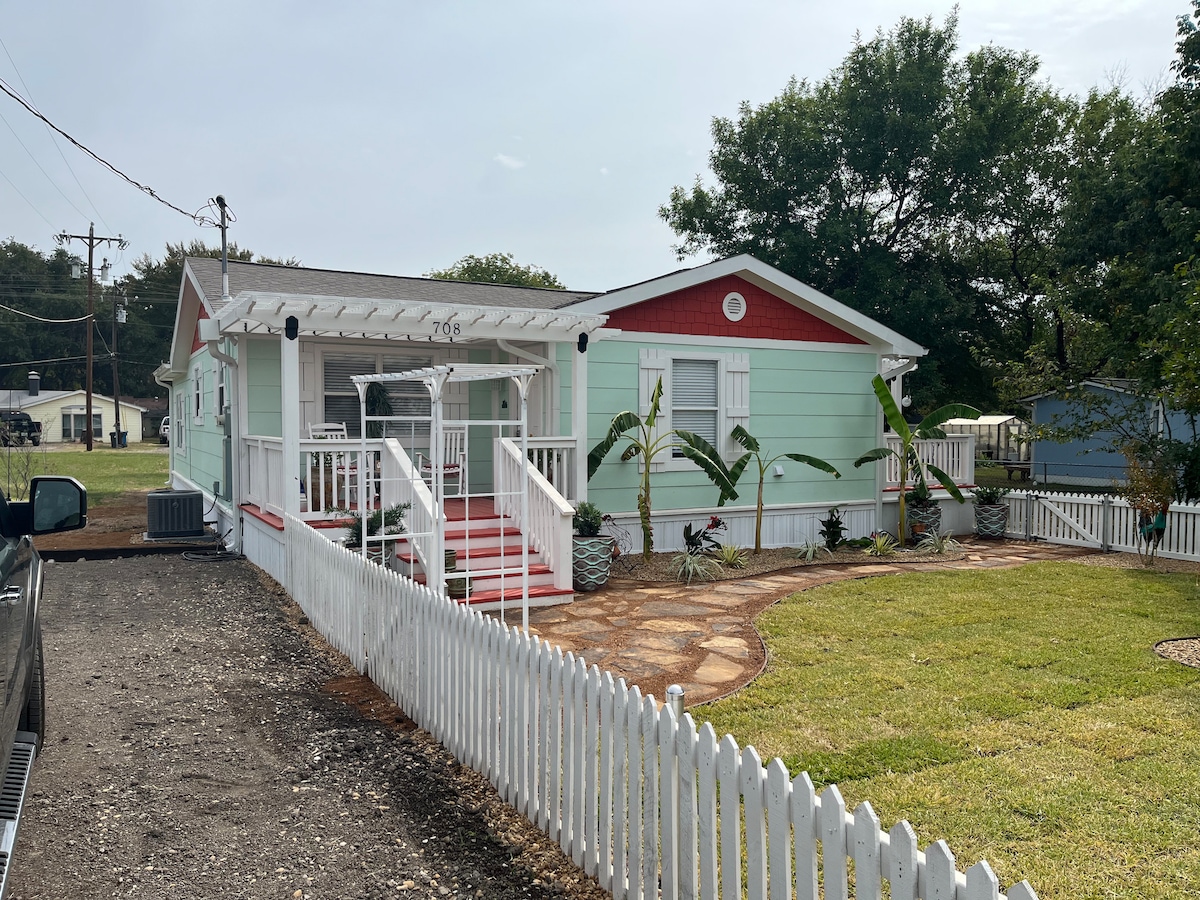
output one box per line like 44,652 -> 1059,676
599,167 -> 609,176
494,154 -> 526,170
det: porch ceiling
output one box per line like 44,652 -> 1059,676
210,291 -> 610,344
352,363 -> 543,386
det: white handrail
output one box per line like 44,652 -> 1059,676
495,437 -> 575,591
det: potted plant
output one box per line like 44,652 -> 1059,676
341,502 -> 410,565
904,483 -> 941,540
973,486 -> 1010,538
572,501 -> 615,591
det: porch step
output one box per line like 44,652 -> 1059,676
395,543 -> 535,566
411,563 -> 554,587
456,584 -> 575,612
443,524 -> 521,542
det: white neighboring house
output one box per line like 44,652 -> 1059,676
0,373 -> 147,444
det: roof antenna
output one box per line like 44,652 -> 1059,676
215,194 -> 230,301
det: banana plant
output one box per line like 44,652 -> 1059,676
853,374 -> 980,547
586,376 -> 678,561
677,426 -> 840,553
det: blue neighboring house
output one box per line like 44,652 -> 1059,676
1022,380 -> 1197,488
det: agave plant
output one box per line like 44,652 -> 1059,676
715,543 -> 749,569
853,375 -> 979,547
797,540 -> 833,562
865,531 -> 898,557
916,528 -> 961,555
671,551 -> 722,584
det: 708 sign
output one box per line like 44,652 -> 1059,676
431,321 -> 461,336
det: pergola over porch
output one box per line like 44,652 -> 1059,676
197,289 -> 613,525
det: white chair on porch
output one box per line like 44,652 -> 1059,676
417,425 -> 466,497
307,422 -> 357,507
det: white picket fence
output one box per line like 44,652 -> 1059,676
283,514 -> 1037,900
1006,490 -> 1200,561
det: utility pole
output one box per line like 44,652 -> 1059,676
55,223 -> 127,451
111,292 -> 127,447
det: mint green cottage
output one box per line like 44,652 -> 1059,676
157,254 -> 926,604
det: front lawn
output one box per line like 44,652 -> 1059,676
697,563 -> 1200,900
1,446 -> 168,505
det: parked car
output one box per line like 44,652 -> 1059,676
0,476 -> 87,894
0,411 -> 42,447
159,416 -> 170,444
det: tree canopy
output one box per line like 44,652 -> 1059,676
425,252 -> 565,289
662,13 -> 1077,410
0,239 -> 293,400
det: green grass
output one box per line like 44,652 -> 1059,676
1,447 -> 168,505
697,563 -> 1200,899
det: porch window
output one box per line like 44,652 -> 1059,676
671,358 -> 719,457
322,353 -> 432,438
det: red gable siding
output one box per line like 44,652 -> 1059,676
602,274 -> 867,344
190,303 -> 209,354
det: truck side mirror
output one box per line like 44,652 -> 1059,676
30,477 -> 88,534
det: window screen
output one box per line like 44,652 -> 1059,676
323,353 -> 432,437
672,358 -> 718,455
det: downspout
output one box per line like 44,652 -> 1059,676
497,339 -> 558,435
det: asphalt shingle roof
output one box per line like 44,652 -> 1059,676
186,257 -> 600,312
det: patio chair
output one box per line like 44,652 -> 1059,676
417,425 -> 466,496
307,422 -> 357,506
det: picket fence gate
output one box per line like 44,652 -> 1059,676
1006,490 -> 1200,561
284,514 -> 1037,900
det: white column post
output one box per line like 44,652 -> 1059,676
281,323 -> 302,519
572,337 -> 588,504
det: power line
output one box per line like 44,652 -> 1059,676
0,75 -> 220,227
0,163 -> 54,226
0,33 -> 113,232
0,107 -> 91,222
0,353 -> 88,369
0,302 -> 88,323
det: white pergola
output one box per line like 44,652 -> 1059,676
197,291 -> 613,541
353,364 -> 544,631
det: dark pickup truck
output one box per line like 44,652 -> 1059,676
0,413 -> 41,447
0,477 -> 87,893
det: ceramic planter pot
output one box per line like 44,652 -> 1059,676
907,505 -> 941,540
975,503 -> 1009,539
572,535 -> 615,592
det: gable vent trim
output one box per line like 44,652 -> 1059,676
722,291 -> 747,322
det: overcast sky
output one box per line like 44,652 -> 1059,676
0,1 -> 1189,293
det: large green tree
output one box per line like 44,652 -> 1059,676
661,13 -> 1075,410
425,252 -> 565,289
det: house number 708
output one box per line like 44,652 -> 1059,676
432,322 -> 461,336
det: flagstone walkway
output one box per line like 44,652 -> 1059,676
522,539 -> 1094,706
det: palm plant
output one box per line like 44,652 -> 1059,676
587,376 -> 678,560
853,375 -> 979,547
677,425 -> 840,553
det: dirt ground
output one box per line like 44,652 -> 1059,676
11,552 -> 609,900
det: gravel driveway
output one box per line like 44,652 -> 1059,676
10,555 -> 606,900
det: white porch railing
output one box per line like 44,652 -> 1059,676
282,515 -> 1039,900
885,434 -> 975,488
525,436 -> 579,504
244,434 -> 383,519
495,437 -> 575,591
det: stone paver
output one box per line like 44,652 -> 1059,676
522,539 -> 1094,704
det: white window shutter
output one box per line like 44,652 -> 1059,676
639,348 -> 668,472
725,353 -> 750,453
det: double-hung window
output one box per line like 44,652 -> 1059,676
671,359 -> 719,457
639,348 -> 750,471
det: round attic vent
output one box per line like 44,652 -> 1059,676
722,291 -> 747,322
